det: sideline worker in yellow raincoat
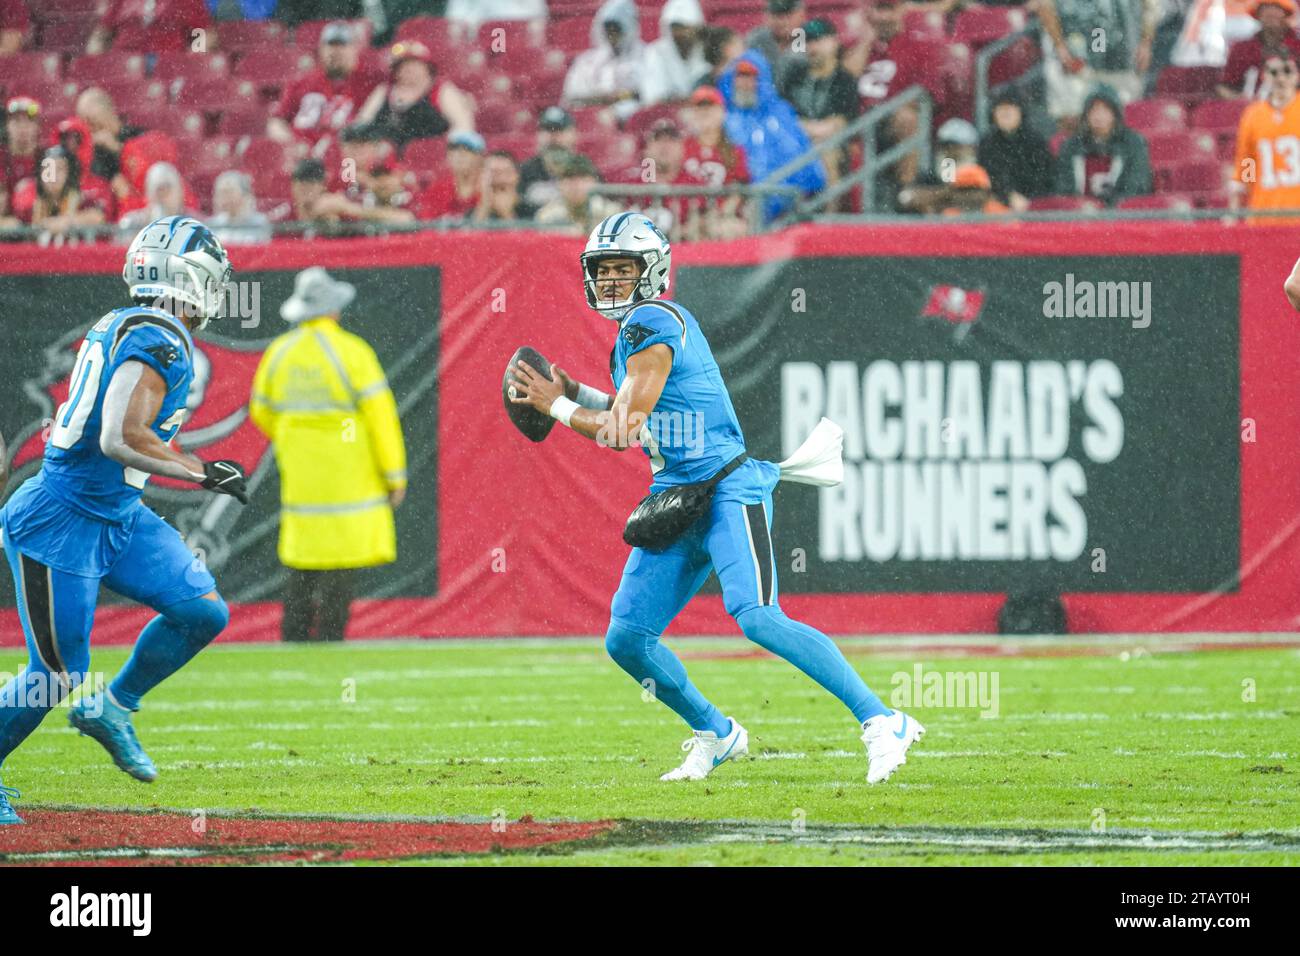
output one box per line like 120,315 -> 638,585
250,267 -> 407,642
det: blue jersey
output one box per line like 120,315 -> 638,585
39,306 -> 195,524
611,299 -> 778,502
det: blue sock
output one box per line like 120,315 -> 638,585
605,620 -> 732,736
736,606 -> 888,724
109,595 -> 229,711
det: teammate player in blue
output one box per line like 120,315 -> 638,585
508,213 -> 924,783
0,216 -> 250,824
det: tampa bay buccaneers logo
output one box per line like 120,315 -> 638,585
6,327 -> 272,569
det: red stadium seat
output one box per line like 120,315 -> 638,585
476,100 -> 531,134
1028,196 -> 1102,212
172,76 -> 242,111
545,17 -> 592,54
1145,130 -> 1217,164
152,51 -> 231,83
1167,159 -> 1226,194
491,132 -> 536,162
8,79 -> 77,118
0,52 -> 63,86
952,7 -> 1028,47
37,18 -> 96,54
295,18 -> 372,50
238,137 -> 292,179
216,19 -> 288,52
190,136 -> 238,175
101,79 -> 168,121
1191,97 -> 1249,134
987,36 -> 1040,89
1155,66 -> 1222,104
147,108 -> 207,141
1118,194 -> 1194,212
233,49 -> 315,92
478,19 -> 546,51
217,105 -> 271,137
67,52 -> 148,86
1123,98 -> 1187,132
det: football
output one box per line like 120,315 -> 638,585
502,345 -> 558,442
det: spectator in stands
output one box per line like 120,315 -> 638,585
361,153 -> 417,222
563,0 -> 646,116
0,0 -> 30,53
471,151 -> 537,222
415,130 -> 485,220
1218,0 -> 1300,99
747,0 -> 806,91
699,25 -> 745,89
535,152 -> 621,234
209,170 -> 273,246
207,1 -> 277,20
350,40 -> 475,150
1038,0 -> 1158,124
2,97 -> 41,210
782,18 -> 859,191
76,88 -> 144,195
938,164 -> 1012,217
289,155 -> 412,225
640,0 -> 710,107
268,21 -> 384,159
520,106 -> 579,210
842,0 -> 948,200
118,161 -> 193,232
978,90 -> 1053,212
682,86 -> 751,239
1054,83 -> 1153,205
719,53 -> 826,220
1232,49 -> 1300,218
897,118 -> 981,213
27,145 -> 113,238
88,0 -> 213,53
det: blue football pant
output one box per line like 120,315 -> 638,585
605,493 -> 888,733
0,508 -> 226,767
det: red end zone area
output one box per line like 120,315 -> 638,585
1,221 -> 1298,641
0,808 -> 615,865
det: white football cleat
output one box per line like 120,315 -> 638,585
660,718 -> 749,781
861,709 -> 925,784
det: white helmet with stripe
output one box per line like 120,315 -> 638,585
123,216 -> 233,330
580,212 -> 671,321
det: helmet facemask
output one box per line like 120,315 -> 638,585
582,250 -> 663,321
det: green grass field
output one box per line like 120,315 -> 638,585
2,637 -> 1297,865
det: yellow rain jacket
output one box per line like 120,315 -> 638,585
249,317 -> 407,570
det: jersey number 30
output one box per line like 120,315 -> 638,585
51,338 -> 105,449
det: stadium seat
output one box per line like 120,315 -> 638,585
217,105 -> 271,137
234,49 -> 315,92
172,76 -> 242,111
1191,98 -> 1249,134
147,108 -> 207,141
152,51 -> 231,84
478,19 -> 546,51
216,19 -> 288,52
1167,159 -> 1226,195
37,18 -> 96,54
1154,65 -> 1222,105
952,7 -> 1028,47
67,52 -> 148,86
1123,98 -> 1187,132
1145,130 -> 1216,164
0,52 -> 63,86
987,35 -> 1041,89
1028,196 -> 1102,212
1118,194 -> 1194,212
545,17 -> 592,54
238,137 -> 291,180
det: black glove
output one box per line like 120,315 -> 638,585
201,460 -> 249,504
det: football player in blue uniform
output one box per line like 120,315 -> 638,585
0,216 -> 249,824
508,212 -> 924,783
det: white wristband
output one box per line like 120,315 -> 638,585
549,395 -> 580,427
575,383 -> 611,410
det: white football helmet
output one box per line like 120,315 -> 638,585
580,212 -> 671,321
123,216 -> 233,330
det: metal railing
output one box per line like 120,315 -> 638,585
759,83 -> 934,222
974,25 -> 1046,136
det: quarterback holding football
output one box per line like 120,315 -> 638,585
507,212 -> 924,783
